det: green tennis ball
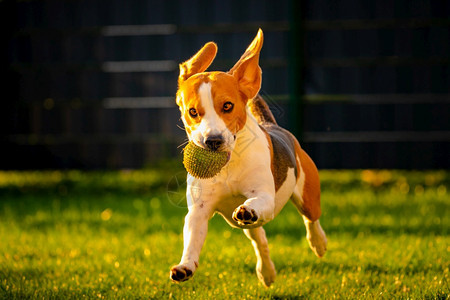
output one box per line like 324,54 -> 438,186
183,141 -> 228,179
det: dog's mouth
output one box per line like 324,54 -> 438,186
226,151 -> 231,163
194,135 -> 234,152
191,139 -> 233,163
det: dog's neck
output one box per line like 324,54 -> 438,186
229,107 -> 267,161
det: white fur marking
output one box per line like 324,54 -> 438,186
274,167 -> 296,215
198,83 -> 216,120
195,82 -> 233,147
198,83 -> 225,135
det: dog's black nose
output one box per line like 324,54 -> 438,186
205,136 -> 224,151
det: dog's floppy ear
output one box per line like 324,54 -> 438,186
229,29 -> 263,100
179,42 -> 218,84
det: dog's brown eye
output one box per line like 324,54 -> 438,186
223,102 -> 234,112
189,108 -> 198,117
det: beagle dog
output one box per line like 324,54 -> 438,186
170,29 -> 327,287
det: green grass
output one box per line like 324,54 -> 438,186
0,167 -> 448,299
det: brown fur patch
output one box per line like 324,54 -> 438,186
261,124 -> 298,191
298,147 -> 321,222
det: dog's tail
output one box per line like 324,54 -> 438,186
247,94 -> 277,125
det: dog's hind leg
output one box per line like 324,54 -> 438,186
304,216 -> 327,258
291,185 -> 327,258
244,227 -> 276,287
291,148 -> 327,258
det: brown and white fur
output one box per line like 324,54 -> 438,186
170,29 -> 327,287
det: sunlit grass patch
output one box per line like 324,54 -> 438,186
0,168 -> 448,299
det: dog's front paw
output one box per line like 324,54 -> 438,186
170,264 -> 195,282
232,205 -> 258,226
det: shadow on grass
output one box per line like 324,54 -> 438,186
266,221 -> 447,239
275,259 -> 444,276
269,296 -> 308,300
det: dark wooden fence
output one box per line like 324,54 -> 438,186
299,0 -> 450,168
2,0 -> 449,169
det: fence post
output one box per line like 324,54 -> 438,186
288,0 -> 305,140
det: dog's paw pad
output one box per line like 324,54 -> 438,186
232,205 -> 258,225
170,265 -> 194,282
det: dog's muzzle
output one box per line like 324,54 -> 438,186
204,135 -> 224,151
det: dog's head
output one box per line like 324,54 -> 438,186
176,29 -> 263,153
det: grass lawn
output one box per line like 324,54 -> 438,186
0,166 -> 448,299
